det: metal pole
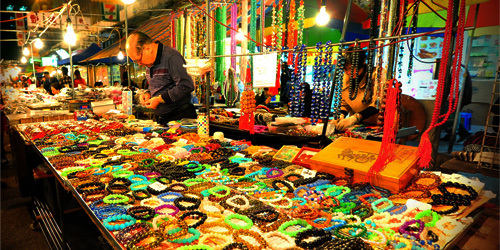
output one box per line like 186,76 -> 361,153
125,4 -> 131,87
320,0 -> 353,145
30,43 -> 36,87
205,0 -> 211,113
183,10 -> 188,57
69,44 -> 74,98
447,4 -> 480,153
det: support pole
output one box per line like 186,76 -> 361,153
125,4 -> 131,87
447,4 -> 480,153
260,0 -> 265,52
205,0 -> 211,114
69,45 -> 74,98
320,0 -> 353,145
30,43 -> 36,87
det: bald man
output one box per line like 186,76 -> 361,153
126,31 -> 197,125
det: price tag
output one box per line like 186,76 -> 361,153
178,139 -> 188,144
406,199 -> 432,211
301,168 -> 317,178
149,182 -> 167,190
235,153 -> 246,158
151,132 -> 159,137
111,155 -> 121,161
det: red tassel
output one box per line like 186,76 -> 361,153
366,80 -> 400,183
248,113 -> 255,134
417,132 -> 433,168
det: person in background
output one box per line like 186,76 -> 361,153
126,31 -> 197,125
256,88 -> 275,107
51,82 -> 63,95
59,66 -> 72,88
332,47 -> 379,131
42,72 -> 52,94
279,62 -> 291,107
94,82 -> 104,88
113,81 -> 120,87
73,69 -> 86,88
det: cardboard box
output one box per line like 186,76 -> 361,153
309,137 -> 421,192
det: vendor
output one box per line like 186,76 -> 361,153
126,31 -> 197,125
332,47 -> 379,131
256,88 -> 274,107
50,82 -> 63,95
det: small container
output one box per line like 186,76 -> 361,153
197,107 -> 209,136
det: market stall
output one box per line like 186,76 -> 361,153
13,119 -> 496,250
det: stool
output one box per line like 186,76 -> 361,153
460,112 -> 472,131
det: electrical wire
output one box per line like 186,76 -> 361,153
0,5 -> 64,23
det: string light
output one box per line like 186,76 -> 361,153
64,19 -> 77,46
34,38 -> 43,49
22,47 -> 30,56
117,50 -> 125,60
21,56 -> 27,64
122,0 -> 136,4
316,0 -> 330,26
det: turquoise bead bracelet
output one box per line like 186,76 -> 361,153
103,214 -> 136,231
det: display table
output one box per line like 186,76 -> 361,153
14,120 -> 495,250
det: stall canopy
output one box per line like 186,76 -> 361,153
81,38 -> 130,65
57,43 -> 102,65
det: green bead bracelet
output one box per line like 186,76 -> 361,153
278,219 -> 312,237
333,224 -> 367,239
113,170 -> 134,178
208,186 -> 231,198
103,194 -> 129,204
224,214 -> 253,230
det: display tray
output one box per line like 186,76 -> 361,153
309,137 -> 421,192
209,122 -> 321,148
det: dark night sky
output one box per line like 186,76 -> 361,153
1,0 -> 36,61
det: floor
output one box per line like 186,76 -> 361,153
1,128 -> 499,250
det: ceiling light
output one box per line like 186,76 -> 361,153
316,2 -> 330,26
34,38 -> 43,49
22,47 -> 30,56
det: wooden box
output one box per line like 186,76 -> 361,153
309,137 -> 421,192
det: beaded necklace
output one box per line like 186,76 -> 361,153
240,0 -> 249,84
196,15 -> 206,57
289,46 -> 299,116
297,0 -> 305,45
298,44 -> 308,117
230,3 -> 237,70
287,0 -> 296,65
349,41 -> 361,101
322,41 -> 334,120
407,2 -> 419,84
311,42 -> 324,124
215,6 -> 226,87
418,0 -> 465,168
363,0 -> 380,104
329,43 -> 345,120
375,0 -> 389,106
397,0 -> 409,80
276,0 -> 284,56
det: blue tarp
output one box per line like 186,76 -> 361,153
57,43 -> 102,65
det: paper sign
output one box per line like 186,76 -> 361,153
301,168 -> 317,178
406,199 -> 432,211
252,53 -> 278,88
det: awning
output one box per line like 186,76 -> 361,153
81,38 -> 129,64
57,43 -> 102,65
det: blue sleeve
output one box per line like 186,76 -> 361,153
160,54 -> 194,103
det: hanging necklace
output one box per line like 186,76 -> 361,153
294,45 -> 306,117
349,41 -> 361,101
311,42 -> 324,124
289,46 -> 299,116
331,43 -> 345,119
271,3 -> 277,50
287,0 -> 296,65
407,1 -> 419,84
321,41 -> 334,120
397,0 -> 409,80
299,44 -> 308,117
230,3 -> 237,70
375,0 -> 389,107
363,0 -> 380,104
297,0 -> 305,44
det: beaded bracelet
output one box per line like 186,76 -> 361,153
106,183 -> 130,195
155,204 -> 179,216
208,186 -> 231,198
168,227 -> 201,244
333,224 -> 367,239
415,209 -> 441,228
278,219 -> 312,237
112,170 -> 134,178
177,245 -> 214,250
127,206 -> 155,221
179,211 -> 208,229
103,194 -> 129,204
233,229 -> 268,250
371,198 -> 394,213
174,197 -> 201,211
224,213 -> 253,230
127,231 -> 164,250
140,197 -> 164,208
103,214 -> 136,231
295,228 -> 332,249
157,192 -> 183,202
132,189 -> 151,200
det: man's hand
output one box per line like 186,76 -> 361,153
145,96 -> 162,109
140,92 -> 151,105
335,115 -> 358,131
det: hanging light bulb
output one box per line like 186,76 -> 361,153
316,1 -> 330,26
117,50 -> 125,60
21,56 -> 27,64
64,21 -> 77,46
122,0 -> 136,4
22,47 -> 30,56
236,29 -> 244,41
34,38 -> 43,49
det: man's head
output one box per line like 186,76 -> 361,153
263,88 -> 273,97
43,72 -> 50,79
61,66 -> 68,76
126,31 -> 155,67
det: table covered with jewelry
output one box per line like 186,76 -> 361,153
16,119 -> 496,250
